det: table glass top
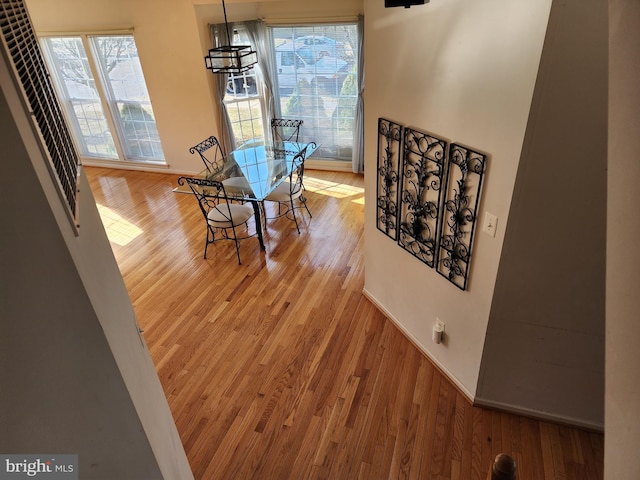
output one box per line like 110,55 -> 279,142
200,140 -> 318,201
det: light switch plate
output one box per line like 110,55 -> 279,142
483,212 -> 498,237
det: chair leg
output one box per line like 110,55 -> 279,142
264,196 -> 312,233
234,241 -> 242,264
201,222 -> 245,264
204,226 -> 214,259
289,197 -> 300,234
230,227 -> 242,265
300,194 -> 312,218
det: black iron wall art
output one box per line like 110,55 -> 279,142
397,128 -> 448,267
376,118 -> 403,240
436,143 -> 487,290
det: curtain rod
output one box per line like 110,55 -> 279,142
37,27 -> 134,37
262,15 -> 360,26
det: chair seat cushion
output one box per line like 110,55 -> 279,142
265,181 -> 302,202
208,203 -> 254,228
222,177 -> 251,196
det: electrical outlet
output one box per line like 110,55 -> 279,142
483,212 -> 498,237
433,318 -> 445,344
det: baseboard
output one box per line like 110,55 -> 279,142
362,287 -> 605,433
306,158 -> 353,172
474,397 -> 604,433
362,287 -> 475,403
83,158 -> 352,174
81,159 -> 170,172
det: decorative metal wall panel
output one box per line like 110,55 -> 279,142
397,128 -> 447,267
437,143 -> 487,290
376,118 -> 403,240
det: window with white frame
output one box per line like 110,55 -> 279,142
221,22 -> 359,162
40,34 -> 165,164
270,24 -> 358,162
224,28 -> 266,145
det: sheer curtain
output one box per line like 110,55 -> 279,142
244,20 -> 276,138
351,15 -> 365,173
209,23 -> 236,154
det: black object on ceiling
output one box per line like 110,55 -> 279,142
385,0 -> 428,8
204,0 -> 257,74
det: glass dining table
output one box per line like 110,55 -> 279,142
177,139 -> 318,250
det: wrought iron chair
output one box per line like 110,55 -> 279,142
270,118 -> 308,198
178,176 -> 257,264
189,135 -> 225,174
263,146 -> 313,234
271,118 -> 303,143
189,136 -> 252,202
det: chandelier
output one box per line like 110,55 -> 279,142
204,0 -> 257,74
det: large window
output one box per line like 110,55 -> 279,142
41,34 -> 165,164
271,24 -> 358,161
271,24 -> 359,161
223,23 -> 359,162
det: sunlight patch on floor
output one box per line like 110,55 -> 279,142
304,176 -> 364,203
97,204 -> 143,246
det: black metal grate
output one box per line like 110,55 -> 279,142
1,0 -> 79,223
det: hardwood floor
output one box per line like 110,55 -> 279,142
86,166 -> 604,480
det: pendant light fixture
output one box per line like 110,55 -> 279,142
204,0 -> 257,74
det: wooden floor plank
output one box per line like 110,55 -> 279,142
86,167 -> 604,480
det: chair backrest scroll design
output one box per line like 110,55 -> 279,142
271,118 -> 304,143
189,136 -> 225,173
178,176 -> 229,222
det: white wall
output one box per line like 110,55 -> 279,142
0,48 -> 192,479
606,0 -> 640,477
363,0 -> 551,397
26,0 -> 363,174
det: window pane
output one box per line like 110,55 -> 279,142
91,35 -> 165,161
226,96 -> 265,145
41,36 -> 118,159
272,24 -> 358,161
223,28 -> 265,146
